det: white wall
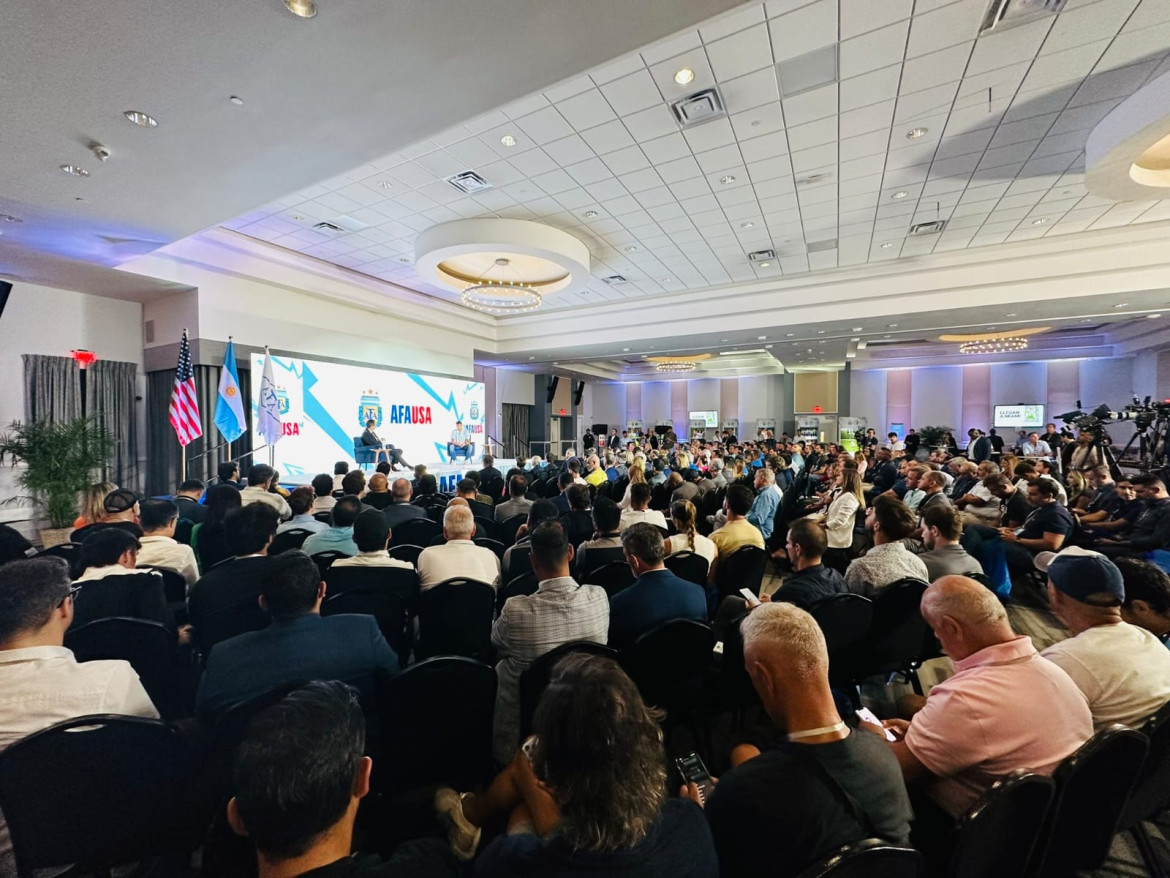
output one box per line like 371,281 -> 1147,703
642,381 -> 672,424
686,378 -> 721,415
989,363 -> 1048,411
737,375 -> 785,430
911,367 -> 963,435
589,383 -> 626,433
498,369 -> 535,406
850,369 -> 886,433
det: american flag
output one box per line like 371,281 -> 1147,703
169,329 -> 203,446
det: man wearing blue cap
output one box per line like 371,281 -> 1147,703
1037,546 -> 1170,731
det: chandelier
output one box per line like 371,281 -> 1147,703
460,281 -> 543,315
959,337 -> 1028,355
655,361 -> 697,373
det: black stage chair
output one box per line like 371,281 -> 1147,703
808,593 -> 874,689
581,560 -> 636,597
621,619 -> 714,720
310,550 -> 348,578
852,578 -> 929,694
392,517 -> 442,547
664,550 -> 709,586
387,543 -> 424,567
269,527 -> 315,555
322,587 -> 413,666
34,542 -> 84,579
212,680 -> 309,762
474,516 -> 499,541
475,537 -> 507,560
518,640 -> 618,740
0,715 -> 211,877
325,564 -> 419,600
499,514 -> 527,547
796,839 -> 923,878
1030,724 -> 1149,877
948,771 -> 1055,878
193,596 -> 270,660
377,657 -> 496,792
715,545 -> 767,602
1117,700 -> 1170,877
65,617 -> 176,716
414,578 -> 495,661
497,571 -> 539,611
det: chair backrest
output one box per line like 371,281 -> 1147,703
213,679 -> 309,760
415,579 -> 496,661
325,564 -> 420,602
313,510 -> 333,524
517,640 -> 618,740
481,477 -> 504,502
1031,724 -> 1149,876
860,578 -> 929,678
392,517 -> 442,546
949,771 -> 1055,878
620,619 -> 715,712
195,596 -> 270,657
310,550 -> 349,578
664,550 -> 710,586
474,537 -> 507,560
387,543 -> 424,567
425,504 -> 447,524
269,527 -> 314,555
33,542 -> 84,579
474,516 -> 499,541
65,617 -> 175,712
0,715 -> 208,875
808,593 -> 874,678
378,656 -> 497,792
497,571 -> 539,611
500,514 -> 527,547
582,560 -> 636,597
322,588 -> 412,665
142,566 -> 188,604
1120,698 -> 1170,829
716,545 -> 768,600
796,839 -> 924,878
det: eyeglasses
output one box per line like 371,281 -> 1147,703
59,585 -> 81,607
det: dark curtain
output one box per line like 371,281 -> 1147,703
90,360 -> 140,490
22,355 -> 80,424
501,403 -> 531,459
146,365 -> 253,495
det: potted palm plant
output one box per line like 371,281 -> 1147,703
917,425 -> 955,454
0,418 -> 115,547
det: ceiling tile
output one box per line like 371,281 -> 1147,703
565,157 -> 614,185
770,0 -> 838,62
700,3 -> 767,42
515,106 -> 575,145
1020,40 -> 1110,92
648,47 -> 717,100
619,167 -> 667,193
556,89 -> 618,130
580,119 -> 637,155
840,20 -> 910,78
639,132 -> 692,164
682,117 -> 738,153
966,18 -> 1053,75
840,64 -> 902,112
1046,0 -> 1141,54
906,1 -> 985,58
601,145 -> 652,176
786,116 -> 837,151
731,103 -> 787,140
506,147 -> 560,177
599,69 -> 664,116
530,169 -> 577,195
783,84 -> 838,126
541,75 -> 595,105
621,104 -> 680,142
501,93 -> 551,120
739,130 -> 790,162
721,67 -> 782,112
706,24 -> 774,81
589,53 -> 647,86
542,134 -> 595,166
839,99 -> 896,138
695,143 -> 745,173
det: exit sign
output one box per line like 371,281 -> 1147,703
812,405 -> 823,413
559,408 -> 567,416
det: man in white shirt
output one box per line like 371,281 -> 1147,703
331,509 -> 413,570
1021,432 -> 1052,457
619,482 -> 668,532
417,505 -> 500,589
448,420 -> 475,461
0,558 -> 158,874
1038,547 -> 1170,730
240,464 -> 291,520
846,496 -> 929,597
135,498 -> 200,588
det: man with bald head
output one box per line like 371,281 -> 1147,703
362,472 -> 393,510
884,576 -> 1092,821
381,477 -> 426,530
416,504 -> 500,590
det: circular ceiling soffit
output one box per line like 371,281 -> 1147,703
1086,70 -> 1170,200
414,219 -> 590,301
937,327 -> 1050,342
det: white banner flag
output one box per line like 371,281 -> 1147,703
258,347 -> 283,446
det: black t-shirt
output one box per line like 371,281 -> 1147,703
475,798 -> 717,878
364,492 -> 395,510
300,839 -> 457,877
1020,502 -> 1074,540
1086,485 -> 1120,516
70,520 -> 144,543
774,564 -> 848,610
704,730 -> 912,878
1002,491 -> 1032,527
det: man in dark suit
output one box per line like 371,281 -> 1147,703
478,454 -> 503,487
381,477 -> 427,530
360,419 -> 407,469
173,479 -> 208,524
457,478 -> 495,522
195,551 -> 399,717
188,503 -> 279,626
966,428 -> 993,463
608,523 -> 707,649
559,484 -> 594,549
551,472 -> 574,515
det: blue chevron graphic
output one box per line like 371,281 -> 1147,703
301,362 -> 354,455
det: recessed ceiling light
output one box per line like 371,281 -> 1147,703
850,337 -> 860,341
758,336 -> 767,340
906,127 -> 929,139
398,257 -> 410,263
888,323 -> 898,328
881,242 -> 895,249
123,110 -> 157,128
851,327 -> 862,331
786,333 -> 795,337
720,175 -> 736,185
884,335 -> 891,338
759,261 -> 771,267
1114,303 -> 1129,308
674,67 -> 695,85
529,356 -> 535,360
1005,313 -> 1017,317
377,180 -> 392,190
721,338 -> 728,342
817,330 -> 825,334
891,190 -> 909,200
661,277 -> 671,283
500,134 -> 516,147
1032,218 -> 1048,226
1148,313 -> 1162,319
283,0 -> 317,17
740,221 -> 754,229
583,210 -> 598,218
623,347 -> 631,351
59,165 -> 89,177
766,344 -> 773,349
624,245 -> 638,252
229,95 -> 245,105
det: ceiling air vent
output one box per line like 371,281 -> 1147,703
312,221 -> 346,236
446,170 -> 492,194
909,220 -> 947,236
670,88 -> 726,128
807,238 -> 838,253
980,0 -> 1067,35
602,274 -> 627,284
748,249 -> 775,263
311,214 -> 370,237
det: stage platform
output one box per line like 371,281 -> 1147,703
282,459 -> 518,494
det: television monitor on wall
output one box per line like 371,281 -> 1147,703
689,410 -> 718,428
993,404 -> 1046,429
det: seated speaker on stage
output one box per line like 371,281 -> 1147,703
361,419 -> 408,469
448,420 -> 475,461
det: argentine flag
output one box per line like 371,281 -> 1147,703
214,340 -> 246,443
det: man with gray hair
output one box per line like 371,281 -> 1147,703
883,575 -> 1092,820
747,466 -> 781,541
682,602 -> 911,878
699,458 -> 726,492
607,523 -> 706,649
416,504 -> 500,590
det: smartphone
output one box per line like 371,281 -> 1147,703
676,752 -> 716,804
739,587 -> 762,607
856,707 -> 897,742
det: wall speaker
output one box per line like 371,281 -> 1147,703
573,380 -> 585,406
0,281 -> 12,323
545,376 -> 559,404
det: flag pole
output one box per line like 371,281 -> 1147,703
179,327 -> 188,484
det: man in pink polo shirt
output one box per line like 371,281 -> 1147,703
882,575 -> 1092,820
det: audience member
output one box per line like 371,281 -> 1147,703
983,475 -> 1031,529
709,485 -> 765,583
552,472 -> 575,514
438,654 -> 717,875
276,487 -> 329,536
332,509 -> 412,569
340,469 -> 368,503
134,498 -> 200,588
689,603 -> 911,878
218,460 -> 242,486
1116,556 -> 1170,647
417,505 -> 500,589
456,478 -> 494,521
240,464 -> 291,520
574,497 -> 625,576
333,461 -> 350,492
866,447 -> 899,495
915,505 -> 982,581
747,467 -> 781,541
312,473 -> 337,515
491,521 -> 609,762
188,504 -> 279,623
1020,432 -> 1052,457
885,576 -> 1092,820
74,481 -> 117,530
608,524 -> 706,649
363,473 -> 394,510
70,488 -> 143,543
495,475 -> 534,522
997,478 -> 1073,572
0,558 -> 158,876
773,520 -> 848,610
1095,474 -> 1170,556
846,497 -> 929,596
1036,547 -> 1170,729
619,482 -> 667,532
173,479 -> 208,524
382,478 -> 427,529
0,524 -> 34,566
664,499 -> 717,566
672,468 -> 701,503
817,469 -> 865,572
502,499 -> 560,582
559,484 -> 595,548
195,483 -> 244,570
301,496 -> 362,558
71,528 -> 171,633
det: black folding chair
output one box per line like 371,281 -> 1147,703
311,550 -> 348,578
269,527 -> 315,555
581,560 -> 636,597
474,516 -> 499,541
1030,724 -> 1149,877
948,771 -> 1055,878
796,839 -> 923,878
313,511 -> 333,524
852,578 -> 930,695
0,715 -> 212,877
1117,700 -> 1170,877
387,543 -> 424,567
377,657 -> 496,792
325,564 -> 420,601
193,596 -> 270,660
664,550 -> 710,586
65,617 -> 176,716
33,542 -> 84,579
499,514 -> 527,547
425,505 -> 448,525
808,593 -> 874,690
475,537 -> 507,560
322,587 -> 413,665
414,578 -> 496,661
715,545 -> 767,601
518,640 -> 618,740
497,571 -> 539,611
139,566 -> 188,605
392,517 -> 442,547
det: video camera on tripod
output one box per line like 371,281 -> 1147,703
1057,397 -> 1170,475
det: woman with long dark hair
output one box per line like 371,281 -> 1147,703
193,483 -> 241,570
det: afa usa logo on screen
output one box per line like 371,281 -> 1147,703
358,390 -> 480,432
